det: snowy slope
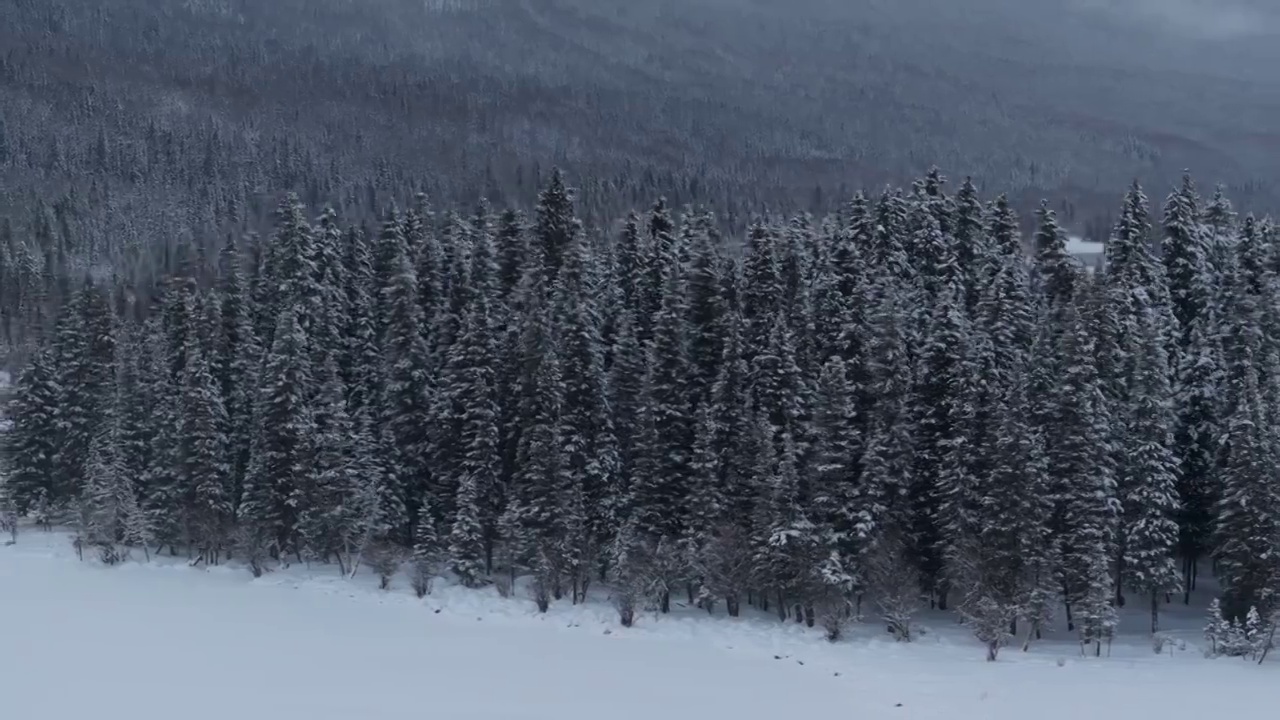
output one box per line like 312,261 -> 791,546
1,532 -> 1274,720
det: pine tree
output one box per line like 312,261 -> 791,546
502,334 -> 569,606
532,169 -> 580,287
1051,300 -> 1120,627
216,234 -> 260,510
241,308 -> 315,559
411,497 -> 442,598
79,418 -> 137,564
1032,202 -> 1077,310
1214,282 -> 1280,622
686,210 -> 728,402
446,308 -> 501,586
379,217 -> 434,537
555,239 -> 619,573
741,221 -> 783,360
1121,312 -> 1182,632
952,177 -> 987,314
6,350 -> 60,516
52,283 -> 117,508
809,356 -> 863,597
312,207 -> 349,369
911,276 -> 971,609
495,208 -> 527,301
178,341 -> 232,563
1162,173 -> 1210,351
341,225 -> 382,416
301,355 -> 358,565
264,194 -> 318,349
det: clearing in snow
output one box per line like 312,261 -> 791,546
0,532 -> 1273,719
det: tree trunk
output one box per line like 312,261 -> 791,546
1064,597 -> 1074,632
660,590 -> 670,614
776,591 -> 787,622
1259,623 -> 1277,665
727,596 -> 740,617
1114,554 -> 1125,607
1150,591 -> 1159,635
1182,557 -> 1193,604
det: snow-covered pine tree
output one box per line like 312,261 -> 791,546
412,201 -> 448,347
178,339 -> 232,564
312,207 -> 349,371
532,169 -> 580,288
1162,173 -> 1210,353
1050,299 -> 1121,630
216,234 -> 259,516
6,350 -> 60,516
643,198 -> 678,319
1201,186 -> 1237,317
685,209 -> 728,404
501,327 -> 570,609
554,237 -> 618,586
647,272 -> 697,541
241,307 -> 316,561
77,398 -> 139,564
1173,300 -> 1221,601
1032,201 -> 1077,310
340,225 -> 382,417
952,177 -> 987,314
741,221 -> 784,362
301,355 -> 358,565
911,274 -> 971,610
1121,311 -> 1182,632
754,427 -> 821,624
495,208 -> 527,302
379,215 -> 434,538
264,193 -> 318,350
411,495 -> 442,597
52,282 -> 117,509
446,307 -> 501,586
808,356 -> 862,608
1213,278 -> 1280,622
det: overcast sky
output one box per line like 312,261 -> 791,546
1075,0 -> 1280,39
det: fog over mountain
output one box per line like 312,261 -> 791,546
0,0 -> 1277,300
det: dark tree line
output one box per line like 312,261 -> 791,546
3,168 -> 1279,660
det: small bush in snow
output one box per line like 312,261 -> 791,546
865,535 -> 920,642
530,572 -> 552,613
1152,633 -> 1174,655
368,543 -> 406,590
818,597 -> 852,643
962,596 -> 1016,661
97,542 -> 125,566
1204,600 -> 1273,661
494,574 -> 513,599
613,585 -> 638,628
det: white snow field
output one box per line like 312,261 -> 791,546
1,532 -> 1273,720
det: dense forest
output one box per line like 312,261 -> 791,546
3,164 -> 1278,660
3,0 -> 1280,357
2,0 -> 1280,662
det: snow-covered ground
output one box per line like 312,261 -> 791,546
1,531 -> 1273,719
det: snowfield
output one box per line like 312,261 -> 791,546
1,532 -> 1273,720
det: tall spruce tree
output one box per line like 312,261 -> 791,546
241,308 -> 315,559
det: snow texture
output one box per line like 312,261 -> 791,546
1,531 -> 1274,720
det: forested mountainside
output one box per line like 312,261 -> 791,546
3,166 -> 1278,657
3,0 -> 1280,354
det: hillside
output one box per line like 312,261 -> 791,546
2,0 -> 1278,244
